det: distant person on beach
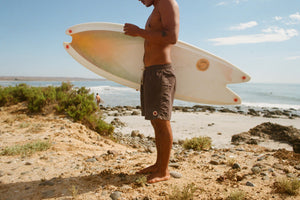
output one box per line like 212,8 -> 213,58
124,0 -> 179,183
95,93 -> 101,107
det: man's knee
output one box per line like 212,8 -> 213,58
151,119 -> 170,129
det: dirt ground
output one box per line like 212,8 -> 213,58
0,104 -> 300,200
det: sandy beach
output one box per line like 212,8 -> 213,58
1,104 -> 300,199
103,108 -> 300,150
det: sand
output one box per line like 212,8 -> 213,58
104,110 -> 300,150
0,104 -> 300,200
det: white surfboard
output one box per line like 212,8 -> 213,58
63,22 -> 250,105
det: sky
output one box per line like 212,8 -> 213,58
0,0 -> 300,83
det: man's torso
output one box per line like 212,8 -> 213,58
143,5 -> 172,67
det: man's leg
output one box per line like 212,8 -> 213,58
147,118 -> 173,183
137,120 -> 161,174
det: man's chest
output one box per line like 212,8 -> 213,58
145,8 -> 162,30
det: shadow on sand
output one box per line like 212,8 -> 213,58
0,170 -> 144,200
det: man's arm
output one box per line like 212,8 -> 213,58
124,0 -> 179,45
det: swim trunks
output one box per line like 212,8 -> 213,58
140,64 -> 176,120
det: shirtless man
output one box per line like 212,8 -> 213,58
124,0 -> 179,183
95,93 -> 101,107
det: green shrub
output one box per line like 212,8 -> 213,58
42,86 -> 57,104
0,82 -> 114,138
26,87 -> 46,113
83,114 -> 114,136
56,87 -> 97,121
183,136 -> 212,151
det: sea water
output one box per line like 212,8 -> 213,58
0,80 -> 299,111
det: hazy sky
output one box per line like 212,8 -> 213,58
1,0 -> 300,83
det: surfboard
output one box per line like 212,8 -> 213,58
63,22 -> 250,105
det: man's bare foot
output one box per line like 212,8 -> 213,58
147,171 -> 170,184
137,164 -> 158,174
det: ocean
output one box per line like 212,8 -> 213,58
0,80 -> 299,111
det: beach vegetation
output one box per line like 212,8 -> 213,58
135,175 -> 147,187
69,185 -> 79,199
227,158 -> 237,167
0,82 -> 114,137
273,177 -> 300,196
168,183 -> 197,200
0,140 -> 51,157
227,190 -> 246,200
183,136 -> 212,151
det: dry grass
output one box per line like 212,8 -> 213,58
168,183 -> 197,200
0,140 -> 51,156
227,190 -> 246,200
183,136 -> 212,151
273,177 -> 300,196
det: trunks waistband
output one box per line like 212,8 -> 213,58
143,63 -> 172,71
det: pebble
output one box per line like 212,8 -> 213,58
251,166 -> 261,174
246,181 -> 255,187
294,164 -> 300,170
86,158 -> 97,163
210,160 -> 220,165
232,163 -> 241,170
170,171 -> 182,178
257,155 -> 267,161
262,176 -> 269,180
107,150 -> 118,155
236,148 -> 245,151
110,191 -> 122,200
131,130 -> 140,137
287,173 -> 296,178
169,163 -> 180,168
273,163 -> 285,170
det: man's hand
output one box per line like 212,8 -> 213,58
123,23 -> 142,37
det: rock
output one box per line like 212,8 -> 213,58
248,109 -> 260,116
246,181 -> 255,187
107,150 -> 117,155
287,173 -> 296,178
293,143 -> 300,153
131,111 -> 140,115
110,191 -> 122,200
249,122 -> 300,147
273,163 -> 285,170
262,176 -> 269,180
131,130 -> 140,137
232,163 -> 241,170
294,164 -> 300,170
86,158 -> 97,163
231,132 -> 259,145
170,171 -> 182,178
210,160 -> 220,165
169,163 -> 180,168
144,146 -> 155,153
257,155 -> 267,161
251,166 -> 261,174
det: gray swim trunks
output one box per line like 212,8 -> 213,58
140,64 -> 176,120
